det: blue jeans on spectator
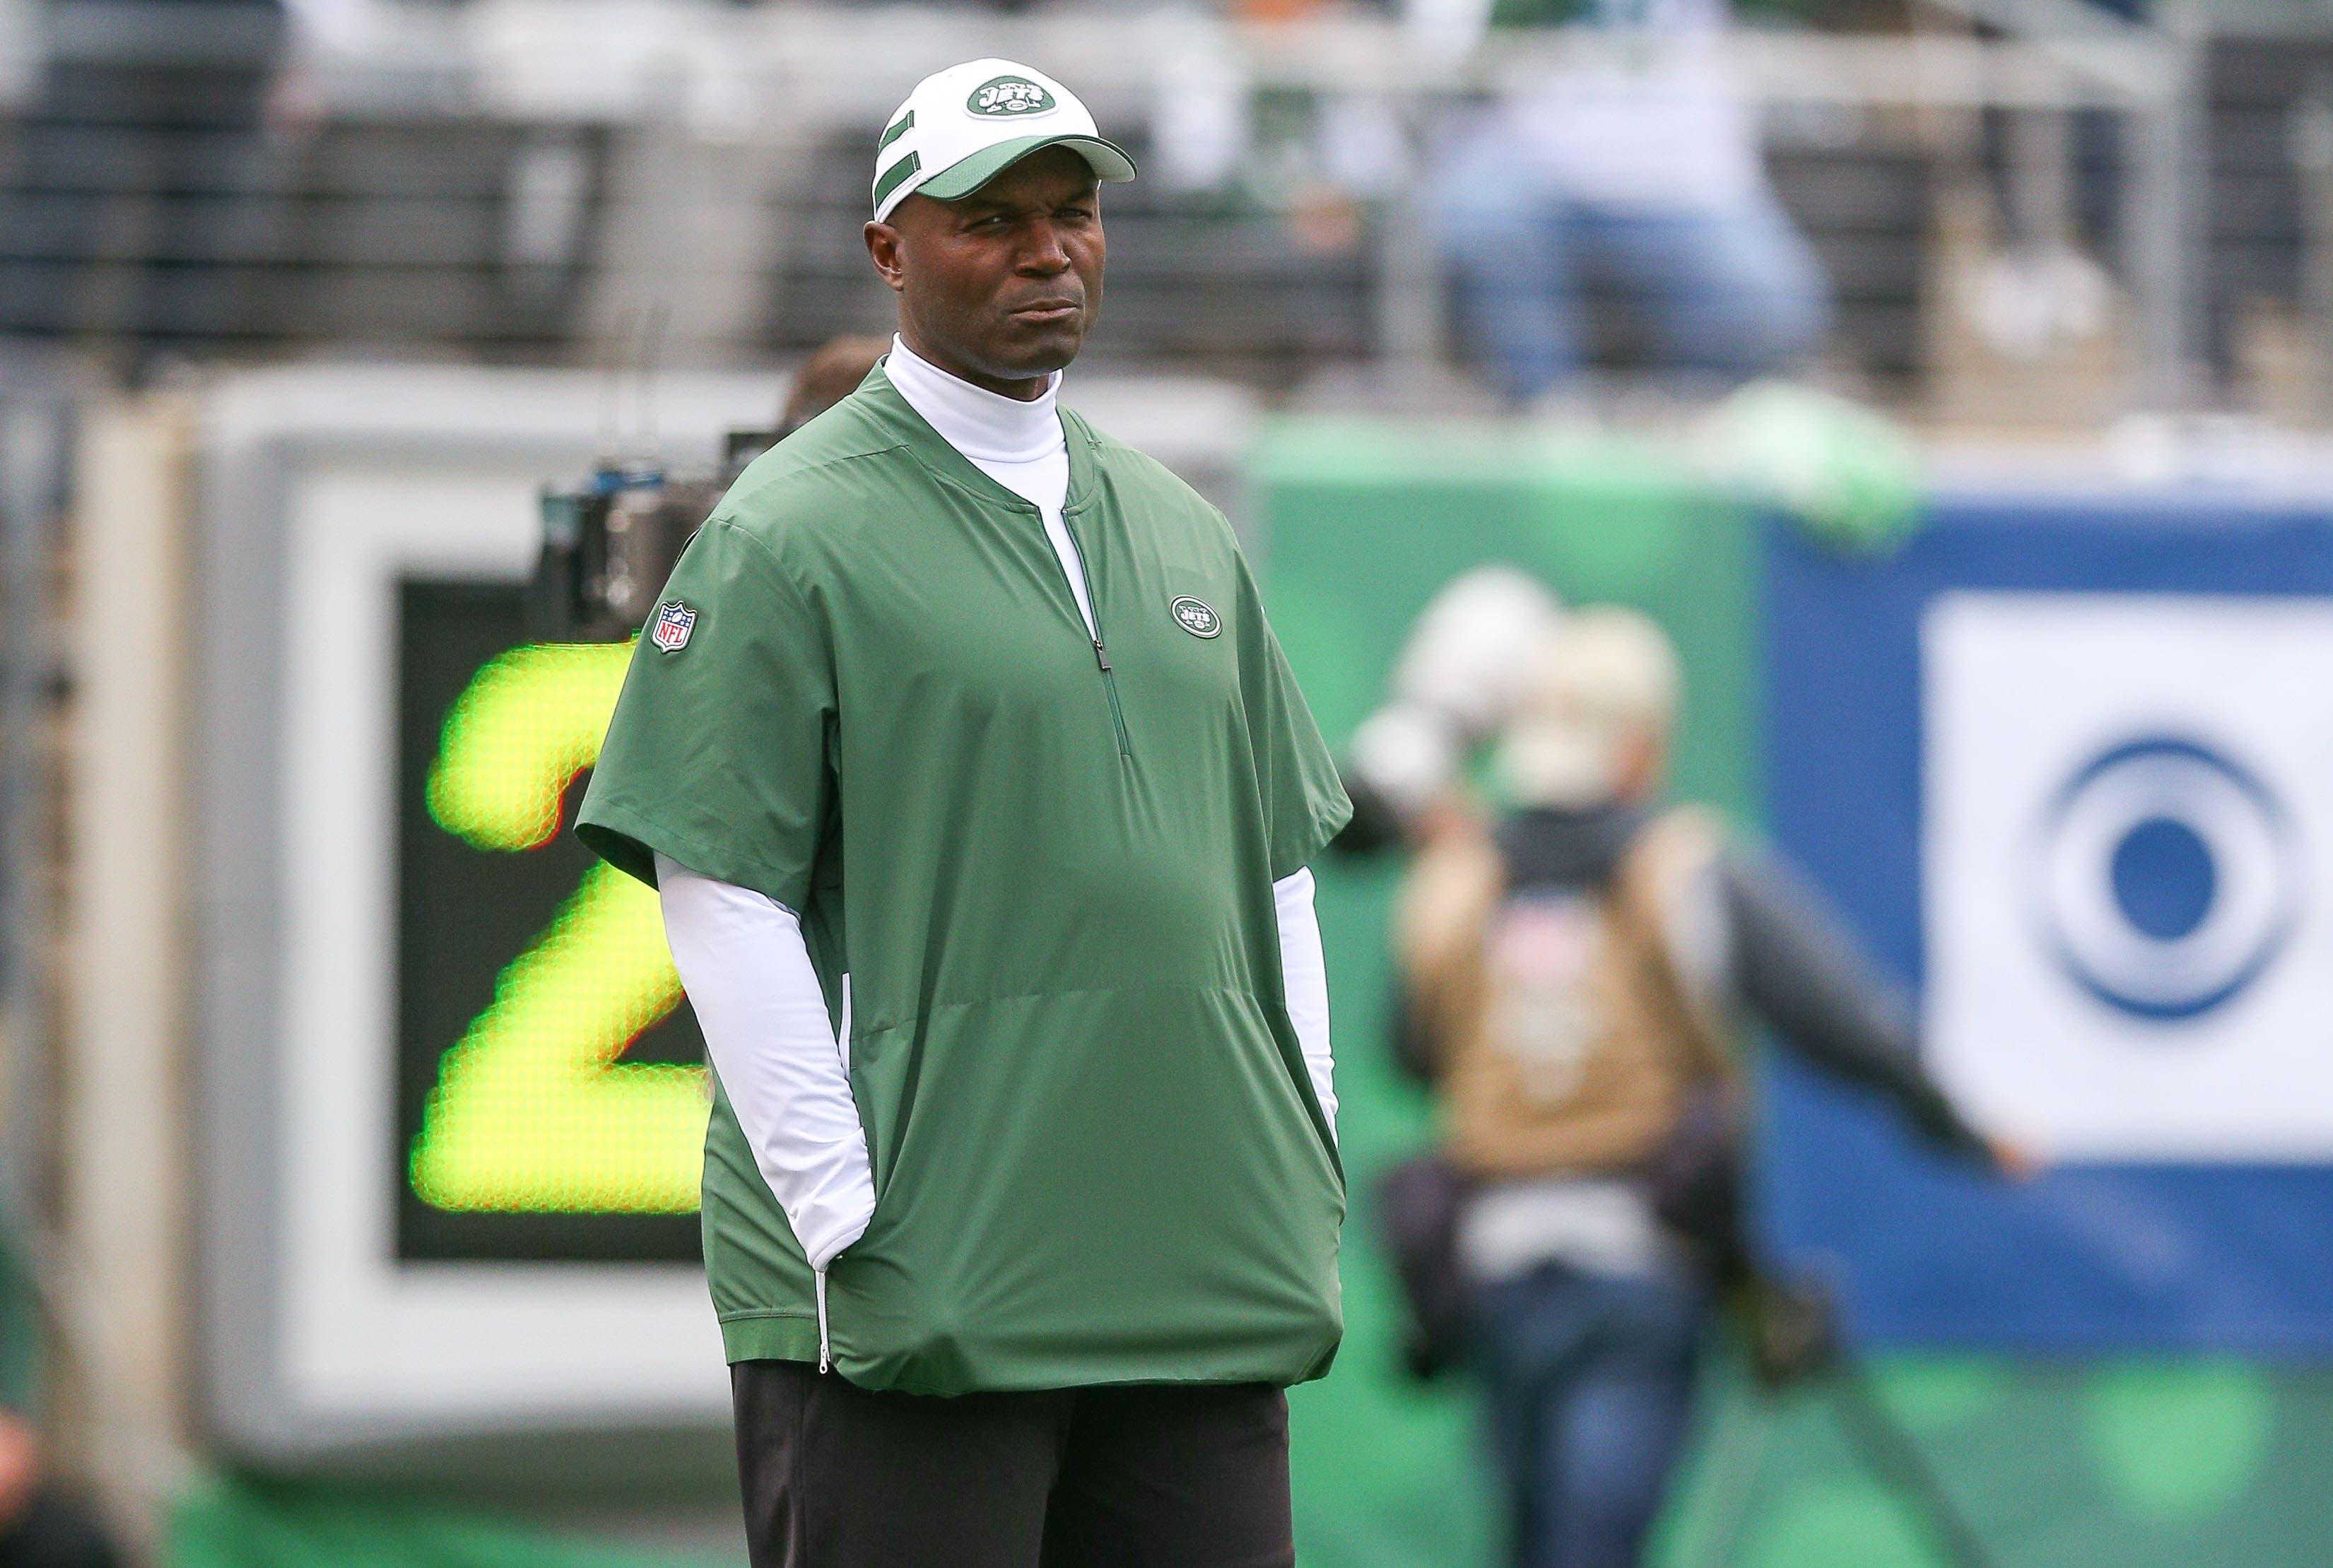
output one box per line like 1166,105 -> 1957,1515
1435,134 -> 1832,401
1471,1263 -> 1707,1568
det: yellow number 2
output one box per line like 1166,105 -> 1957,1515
409,642 -> 711,1215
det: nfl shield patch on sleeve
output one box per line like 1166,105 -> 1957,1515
651,601 -> 696,653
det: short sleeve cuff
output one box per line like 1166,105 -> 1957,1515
1270,789 -> 1354,883
575,794 -> 812,915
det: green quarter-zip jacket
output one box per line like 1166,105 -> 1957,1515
577,365 -> 1353,1396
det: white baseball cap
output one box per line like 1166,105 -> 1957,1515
872,58 -> 1137,223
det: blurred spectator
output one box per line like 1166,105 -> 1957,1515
1389,606 -> 2020,1568
1416,0 -> 1831,403
777,335 -> 891,439
0,1413 -> 119,1568
21,0 -> 288,366
12,0 -> 288,367
1970,0 -> 2150,356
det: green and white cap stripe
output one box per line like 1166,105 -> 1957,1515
872,58 -> 1136,222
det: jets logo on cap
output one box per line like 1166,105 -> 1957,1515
968,76 -> 1056,117
1171,596 -> 1221,639
651,601 -> 697,653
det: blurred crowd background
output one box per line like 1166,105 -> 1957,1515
6,1 -> 2333,1565
8,0 -> 2327,412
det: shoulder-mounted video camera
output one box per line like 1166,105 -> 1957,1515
527,429 -> 777,644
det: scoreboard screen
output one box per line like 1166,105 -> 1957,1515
192,366 -> 799,1461
395,582 -> 706,1264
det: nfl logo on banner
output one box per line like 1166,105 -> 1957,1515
651,601 -> 695,654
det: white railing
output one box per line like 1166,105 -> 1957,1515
5,3 -> 2226,400
254,5 -> 2177,125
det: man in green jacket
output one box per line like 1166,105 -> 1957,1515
577,57 -> 1351,1567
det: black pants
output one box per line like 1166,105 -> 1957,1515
730,1360 -> 1295,1568
0,1488 -> 122,1568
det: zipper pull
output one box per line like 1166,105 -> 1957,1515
1091,638 -> 1112,673
814,1268 -> 831,1374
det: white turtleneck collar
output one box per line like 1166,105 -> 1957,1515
883,334 -> 1064,468
881,333 -> 1092,639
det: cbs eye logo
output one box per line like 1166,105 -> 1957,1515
2029,735 -> 2300,1022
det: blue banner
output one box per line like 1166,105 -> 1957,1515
1761,491 -> 2333,1350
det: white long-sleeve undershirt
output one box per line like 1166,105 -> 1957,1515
650,346 -> 1337,1286
1275,866 -> 1337,1135
654,854 -> 873,1271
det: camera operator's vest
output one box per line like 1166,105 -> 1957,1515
1396,806 -> 1732,1179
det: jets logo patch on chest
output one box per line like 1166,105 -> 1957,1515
1172,596 -> 1221,639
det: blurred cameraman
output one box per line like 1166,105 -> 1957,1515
1389,606 -> 2023,1568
